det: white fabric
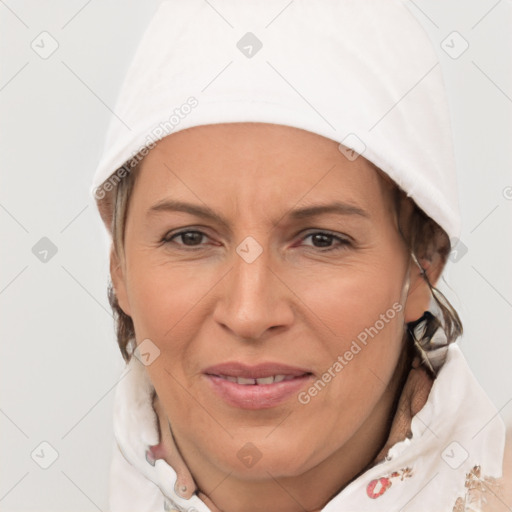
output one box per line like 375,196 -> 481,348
91,0 -> 461,240
109,343 -> 505,512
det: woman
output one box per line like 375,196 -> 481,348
91,1 -> 510,510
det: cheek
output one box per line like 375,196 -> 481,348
126,258 -> 206,339
301,255 -> 406,344
125,263 -> 209,400
296,256 -> 407,415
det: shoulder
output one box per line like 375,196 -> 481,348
480,426 -> 512,512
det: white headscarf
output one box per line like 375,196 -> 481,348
91,0 -> 460,240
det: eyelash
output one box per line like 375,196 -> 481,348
161,229 -> 352,253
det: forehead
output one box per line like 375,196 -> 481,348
132,122 -> 392,217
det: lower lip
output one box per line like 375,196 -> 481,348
205,374 -> 313,409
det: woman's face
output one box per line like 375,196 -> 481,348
113,122 -> 422,483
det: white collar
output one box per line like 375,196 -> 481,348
111,343 -> 505,511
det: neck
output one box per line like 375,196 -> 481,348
184,402 -> 394,512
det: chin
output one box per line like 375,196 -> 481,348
206,433 -> 324,480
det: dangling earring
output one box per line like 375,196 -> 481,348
406,250 -> 451,377
407,310 -> 449,378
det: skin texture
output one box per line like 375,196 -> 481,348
111,122 -> 441,512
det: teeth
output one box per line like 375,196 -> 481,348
237,377 -> 256,385
220,374 -> 293,385
255,376 -> 274,385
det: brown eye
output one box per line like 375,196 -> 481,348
164,230 -> 209,247
301,231 -> 351,252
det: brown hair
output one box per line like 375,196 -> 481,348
99,161 -> 462,365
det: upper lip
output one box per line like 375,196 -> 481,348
203,362 -> 313,379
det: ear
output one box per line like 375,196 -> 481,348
403,255 -> 444,323
110,247 -> 132,317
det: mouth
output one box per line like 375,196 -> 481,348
203,362 -> 314,409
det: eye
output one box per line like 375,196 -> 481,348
300,231 -> 352,252
163,230 -> 211,248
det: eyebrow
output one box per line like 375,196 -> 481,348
147,199 -> 369,228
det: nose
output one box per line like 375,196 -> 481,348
212,246 -> 295,342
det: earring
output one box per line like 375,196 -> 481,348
407,311 -> 449,377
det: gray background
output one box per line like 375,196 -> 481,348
1,0 -> 511,510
